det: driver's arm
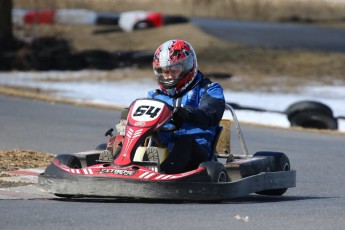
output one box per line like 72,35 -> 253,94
173,82 -> 225,127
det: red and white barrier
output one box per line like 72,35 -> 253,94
118,11 -> 163,32
12,9 -> 164,32
55,9 -> 98,25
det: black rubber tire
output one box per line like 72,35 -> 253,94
163,15 -> 189,25
54,54 -> 87,70
112,51 -> 135,62
54,194 -> 79,198
285,100 -> 334,121
95,143 -> 107,150
52,155 -> 81,198
0,54 -> 14,70
30,53 -> 55,70
78,50 -> 116,70
131,51 -> 153,67
133,20 -> 153,30
199,161 -> 230,183
289,111 -> 338,130
253,151 -> 290,196
55,154 -> 82,169
204,72 -> 232,79
95,13 -> 120,25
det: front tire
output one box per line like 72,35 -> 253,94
54,154 -> 82,169
53,155 -> 82,198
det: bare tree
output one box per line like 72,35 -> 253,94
0,0 -> 13,53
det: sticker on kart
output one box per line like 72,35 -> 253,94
130,99 -> 165,122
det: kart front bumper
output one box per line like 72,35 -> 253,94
38,170 -> 296,201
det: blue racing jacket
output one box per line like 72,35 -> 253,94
147,71 -> 225,157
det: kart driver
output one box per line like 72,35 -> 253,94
148,39 -> 225,174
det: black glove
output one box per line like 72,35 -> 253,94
172,107 -> 191,127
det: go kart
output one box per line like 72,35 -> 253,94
38,98 -> 296,201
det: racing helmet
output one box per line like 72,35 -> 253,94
153,39 -> 198,97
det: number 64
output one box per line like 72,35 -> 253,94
133,106 -> 161,118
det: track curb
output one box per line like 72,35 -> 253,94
0,168 -> 56,199
1,168 -> 43,184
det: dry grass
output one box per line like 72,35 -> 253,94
0,149 -> 54,187
0,149 -> 54,171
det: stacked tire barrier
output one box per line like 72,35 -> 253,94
3,9 -> 190,71
285,101 -> 338,130
13,9 -> 104,26
0,35 -> 154,71
12,9 -> 189,31
5,9 -> 189,71
227,100 -> 342,131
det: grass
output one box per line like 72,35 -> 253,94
0,149 -> 54,171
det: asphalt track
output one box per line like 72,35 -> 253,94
1,95 -> 345,229
0,95 -> 118,154
192,17 -> 345,52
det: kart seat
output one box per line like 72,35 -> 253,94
209,126 -> 223,161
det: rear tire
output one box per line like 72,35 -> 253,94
253,151 -> 290,196
199,161 -> 230,183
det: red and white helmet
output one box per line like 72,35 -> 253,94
153,39 -> 198,97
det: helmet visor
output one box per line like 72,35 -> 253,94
154,64 -> 183,80
154,65 -> 185,89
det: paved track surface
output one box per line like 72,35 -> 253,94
1,95 -> 345,230
0,95 -> 118,154
192,17 -> 345,52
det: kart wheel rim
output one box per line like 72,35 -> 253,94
218,171 -> 227,183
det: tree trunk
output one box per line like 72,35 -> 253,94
0,0 -> 13,53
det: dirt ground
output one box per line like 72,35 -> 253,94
0,150 -> 54,187
0,150 -> 54,171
